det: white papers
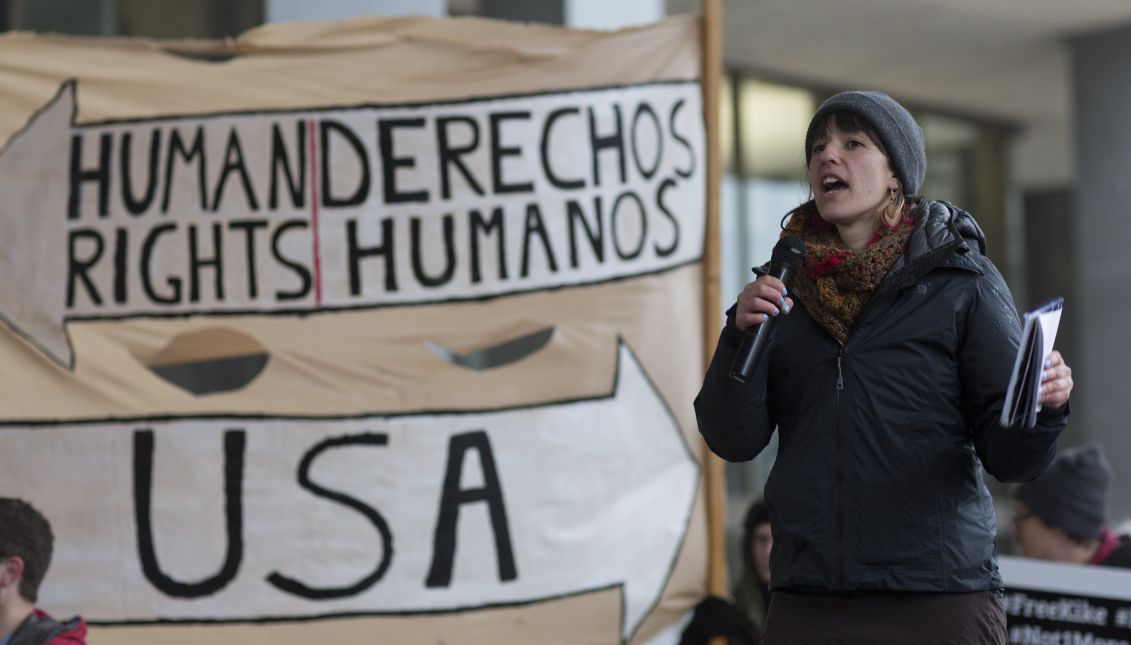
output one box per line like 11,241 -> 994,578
1001,297 -> 1064,428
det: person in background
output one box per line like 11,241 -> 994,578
694,90 -> 1073,644
731,499 -> 771,639
0,498 -> 86,645
1013,442 -> 1131,568
679,498 -> 771,645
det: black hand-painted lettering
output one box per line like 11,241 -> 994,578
378,118 -> 428,204
426,430 -> 516,587
269,122 -> 306,210
436,116 -> 485,199
133,429 -> 245,598
229,220 -> 269,300
630,103 -> 663,180
67,132 -> 111,220
321,120 -> 372,207
469,207 -> 507,284
188,223 -> 224,303
211,127 -> 260,212
113,227 -> 128,304
669,99 -> 695,179
540,107 -> 585,190
410,214 -> 457,288
611,190 -> 646,261
66,229 -> 104,307
489,111 -> 534,195
653,178 -> 680,257
588,104 -> 626,187
120,129 -> 162,216
520,203 -> 558,278
161,126 -> 209,213
347,217 -> 397,296
567,196 -> 604,268
140,223 -> 182,305
266,433 -> 393,600
271,220 -> 312,301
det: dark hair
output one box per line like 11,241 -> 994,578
0,498 -> 54,602
808,110 -> 891,159
740,498 -> 770,574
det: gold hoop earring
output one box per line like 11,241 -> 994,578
882,189 -> 904,227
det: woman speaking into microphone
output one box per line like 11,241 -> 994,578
694,91 -> 1073,644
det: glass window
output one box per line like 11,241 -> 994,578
920,112 -> 979,206
119,0 -> 262,39
719,72 -> 735,175
10,0 -> 117,35
737,78 -> 813,181
4,0 -> 263,38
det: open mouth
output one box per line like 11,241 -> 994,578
821,175 -> 849,195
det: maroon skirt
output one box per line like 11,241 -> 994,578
761,589 -> 1006,644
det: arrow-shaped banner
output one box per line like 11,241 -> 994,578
0,341 -> 698,642
0,80 -> 704,368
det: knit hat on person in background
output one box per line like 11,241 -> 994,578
1015,442 -> 1114,541
804,90 -> 927,196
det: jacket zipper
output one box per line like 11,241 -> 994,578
828,265 -> 974,590
835,346 -> 845,587
825,224 -> 972,589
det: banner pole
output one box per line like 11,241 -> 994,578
700,0 -> 728,612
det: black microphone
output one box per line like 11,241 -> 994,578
729,236 -> 805,383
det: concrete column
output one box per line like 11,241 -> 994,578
265,0 -> 445,23
1070,24 -> 1131,521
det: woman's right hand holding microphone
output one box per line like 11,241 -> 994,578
735,275 -> 794,332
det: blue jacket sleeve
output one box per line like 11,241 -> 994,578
961,257 -> 1067,482
693,307 -> 778,462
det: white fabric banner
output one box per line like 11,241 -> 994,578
0,14 -> 707,645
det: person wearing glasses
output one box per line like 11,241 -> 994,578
1013,442 -> 1131,568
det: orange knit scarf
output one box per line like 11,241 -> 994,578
782,202 -> 913,344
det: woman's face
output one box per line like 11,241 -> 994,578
808,121 -> 898,230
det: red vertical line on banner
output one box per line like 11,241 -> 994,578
308,119 -> 323,307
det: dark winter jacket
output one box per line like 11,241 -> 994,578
7,609 -> 86,645
694,199 -> 1068,594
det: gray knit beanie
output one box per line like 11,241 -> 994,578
804,90 -> 927,196
1015,443 -> 1113,541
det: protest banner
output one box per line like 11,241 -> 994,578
0,14 -> 709,644
1002,555 -> 1131,645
